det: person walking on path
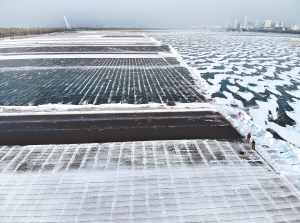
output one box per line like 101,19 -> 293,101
251,140 -> 256,150
247,132 -> 251,143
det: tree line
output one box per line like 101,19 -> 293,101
0,28 -> 71,38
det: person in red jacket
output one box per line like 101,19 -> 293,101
247,132 -> 251,143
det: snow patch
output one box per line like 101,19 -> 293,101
227,85 -> 239,92
238,92 -> 254,101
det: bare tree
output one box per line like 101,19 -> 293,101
0,27 -> 70,38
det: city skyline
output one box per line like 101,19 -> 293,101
233,15 -> 299,30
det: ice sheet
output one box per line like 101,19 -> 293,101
151,31 -> 300,189
227,85 -> 239,92
238,92 -> 254,101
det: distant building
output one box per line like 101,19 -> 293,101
248,21 -> 254,29
229,17 -> 296,32
200,25 -> 210,29
233,20 -> 238,29
263,20 -> 272,28
242,15 -> 248,29
95,26 -> 100,28
291,24 -> 299,30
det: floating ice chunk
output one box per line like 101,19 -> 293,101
208,83 -> 221,92
206,74 -> 225,89
215,91 -> 243,107
253,95 -> 278,120
290,67 -> 300,75
268,122 -> 300,147
248,84 -> 266,93
286,90 -> 300,98
225,78 -> 233,84
238,92 -> 254,101
266,85 -> 282,96
263,67 -> 276,77
287,100 -> 300,126
236,80 -> 248,88
227,85 -> 239,92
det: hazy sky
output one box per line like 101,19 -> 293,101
0,0 -> 299,28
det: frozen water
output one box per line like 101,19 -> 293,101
227,85 -> 239,93
238,92 -> 254,101
151,31 -> 300,146
151,31 -> 300,190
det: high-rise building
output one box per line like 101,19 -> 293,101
242,15 -> 248,28
263,20 -> 272,28
255,19 -> 258,27
280,21 -> 285,27
248,20 -> 254,29
291,24 -> 299,30
273,21 -> 279,28
233,20 -> 238,29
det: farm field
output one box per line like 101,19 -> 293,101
0,33 -> 204,106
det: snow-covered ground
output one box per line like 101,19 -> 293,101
151,31 -> 300,189
1,140 -> 300,222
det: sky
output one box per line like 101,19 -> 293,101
0,0 -> 299,29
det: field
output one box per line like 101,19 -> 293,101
0,58 -> 204,105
